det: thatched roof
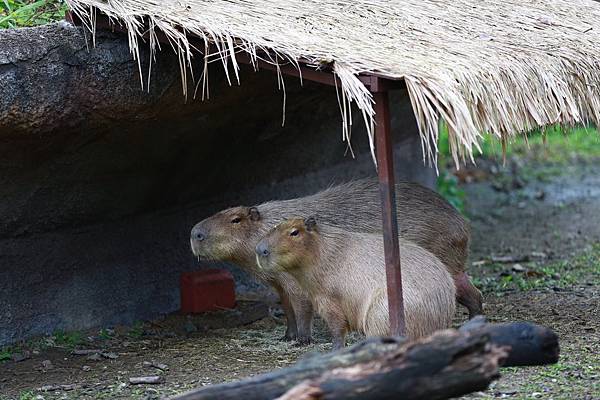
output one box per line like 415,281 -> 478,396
66,0 -> 600,165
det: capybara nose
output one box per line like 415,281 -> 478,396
256,242 -> 270,257
191,227 -> 206,242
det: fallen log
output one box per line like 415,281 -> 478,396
459,316 -> 559,366
171,320 -> 559,400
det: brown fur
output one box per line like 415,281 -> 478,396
190,178 -> 482,343
256,218 -> 456,349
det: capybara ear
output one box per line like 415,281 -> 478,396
248,207 -> 261,221
304,216 -> 317,231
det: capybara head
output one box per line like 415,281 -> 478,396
255,217 -> 319,273
190,206 -> 263,263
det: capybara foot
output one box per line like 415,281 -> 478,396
455,272 -> 484,318
293,336 -> 313,347
280,331 -> 297,342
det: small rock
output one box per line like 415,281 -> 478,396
82,365 -> 91,371
11,351 -> 30,362
517,201 -> 526,209
551,273 -> 561,280
512,264 -> 525,272
72,349 -> 101,356
41,360 -> 53,370
39,385 -> 59,392
39,384 -> 81,392
101,352 -> 119,360
530,252 -> 547,259
129,376 -> 164,385
87,353 -> 102,361
143,361 -> 169,371
534,190 -> 546,200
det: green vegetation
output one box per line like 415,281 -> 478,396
0,346 -> 13,362
17,391 -> 36,400
476,243 -> 600,294
438,123 -> 600,166
477,125 -> 600,163
436,170 -> 465,213
127,321 -> 145,339
98,328 -> 114,340
436,125 -> 467,213
0,0 -> 67,29
436,123 -> 600,212
52,329 -> 85,348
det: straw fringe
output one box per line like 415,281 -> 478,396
66,0 -> 600,167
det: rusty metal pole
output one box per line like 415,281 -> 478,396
373,89 -> 406,337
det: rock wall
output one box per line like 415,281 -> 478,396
0,23 -> 435,345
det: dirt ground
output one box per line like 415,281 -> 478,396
1,158 -> 599,400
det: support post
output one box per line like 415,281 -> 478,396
373,89 -> 406,337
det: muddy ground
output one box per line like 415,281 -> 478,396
1,157 -> 599,400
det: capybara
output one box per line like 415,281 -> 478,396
255,217 -> 456,349
190,178 -> 481,343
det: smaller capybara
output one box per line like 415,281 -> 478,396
255,217 -> 456,349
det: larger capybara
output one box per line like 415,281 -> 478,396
255,217 -> 456,349
190,178 -> 481,344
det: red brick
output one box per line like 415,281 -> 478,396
180,269 -> 236,313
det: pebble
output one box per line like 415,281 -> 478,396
512,263 -> 525,272
11,351 -> 30,362
82,365 -> 91,371
129,376 -> 164,385
143,361 -> 169,371
87,353 -> 102,361
41,360 -> 53,370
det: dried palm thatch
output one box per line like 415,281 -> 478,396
66,0 -> 600,166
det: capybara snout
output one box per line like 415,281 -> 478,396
256,241 -> 270,257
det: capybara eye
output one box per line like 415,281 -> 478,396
290,229 -> 299,237
231,217 -> 242,224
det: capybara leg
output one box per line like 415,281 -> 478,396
321,307 -> 347,350
292,296 -> 314,346
455,272 -> 484,319
274,284 -> 298,341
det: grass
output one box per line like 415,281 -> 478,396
477,125 -> 600,163
0,0 -> 66,29
18,391 -> 36,400
438,123 -> 600,167
127,321 -> 145,339
492,348 -> 600,400
470,243 -> 600,400
51,329 -> 85,349
436,124 -> 600,212
98,328 -> 113,340
0,347 -> 14,362
475,243 -> 600,294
